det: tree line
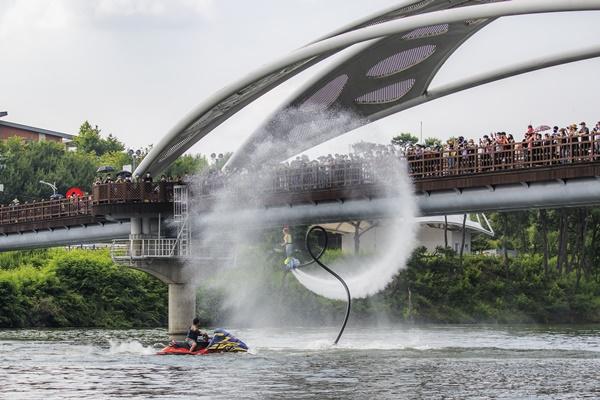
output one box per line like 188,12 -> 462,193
0,249 -> 167,328
0,121 -> 208,204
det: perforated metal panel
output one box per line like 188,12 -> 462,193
402,24 -> 449,40
366,45 -> 436,77
299,74 -> 349,112
355,79 -> 416,104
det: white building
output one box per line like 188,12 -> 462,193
323,214 -> 494,254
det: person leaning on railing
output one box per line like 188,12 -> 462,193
579,122 -> 591,160
593,122 -> 600,159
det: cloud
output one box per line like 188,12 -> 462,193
93,0 -> 215,21
0,0 -> 216,37
0,0 -> 73,36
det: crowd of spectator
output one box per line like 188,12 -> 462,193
404,121 -> 600,176
93,172 -> 187,185
198,120 -> 600,195
198,144 -> 403,195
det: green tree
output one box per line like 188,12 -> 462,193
98,151 -> 131,174
424,137 -> 442,147
164,154 -> 209,177
73,121 -> 124,156
391,133 -> 418,147
0,137 -> 97,202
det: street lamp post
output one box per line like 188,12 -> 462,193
127,149 -> 142,174
39,180 -> 58,197
210,153 -> 225,169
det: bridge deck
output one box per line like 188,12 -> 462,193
416,161 -> 600,192
2,138 -> 600,236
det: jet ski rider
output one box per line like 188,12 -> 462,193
186,318 -> 209,352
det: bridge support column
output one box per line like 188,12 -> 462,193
130,260 -> 195,339
130,217 -> 142,238
168,283 -> 196,337
142,217 -> 151,236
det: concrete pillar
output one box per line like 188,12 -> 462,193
168,283 -> 196,338
142,217 -> 151,236
130,217 -> 142,238
130,217 -> 143,256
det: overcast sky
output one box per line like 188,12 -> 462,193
2,0 -> 600,157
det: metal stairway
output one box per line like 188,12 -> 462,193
173,185 -> 191,257
110,185 -> 191,263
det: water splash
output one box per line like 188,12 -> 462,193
291,159 -> 418,300
187,106 -> 417,327
108,340 -> 156,355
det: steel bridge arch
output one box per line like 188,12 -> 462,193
135,0 -> 600,176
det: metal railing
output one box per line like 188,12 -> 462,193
110,238 -> 236,262
405,134 -> 600,179
111,238 -> 180,260
197,160 -> 386,196
92,182 -> 176,204
0,197 -> 92,225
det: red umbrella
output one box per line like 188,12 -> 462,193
66,187 -> 84,198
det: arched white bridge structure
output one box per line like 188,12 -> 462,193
135,0 -> 600,176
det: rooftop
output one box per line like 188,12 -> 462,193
0,120 -> 74,140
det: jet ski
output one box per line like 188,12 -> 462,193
157,328 -> 248,355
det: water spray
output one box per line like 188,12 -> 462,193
304,226 -> 351,345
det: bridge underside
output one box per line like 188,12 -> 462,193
196,176 -> 600,228
0,222 -> 131,252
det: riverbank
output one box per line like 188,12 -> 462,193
197,246 -> 600,326
0,249 -> 167,328
1,247 -> 599,328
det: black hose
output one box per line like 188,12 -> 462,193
296,235 -> 326,268
304,226 -> 351,345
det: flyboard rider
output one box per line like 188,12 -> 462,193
282,225 -> 300,271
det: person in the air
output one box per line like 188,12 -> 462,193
281,226 -> 293,257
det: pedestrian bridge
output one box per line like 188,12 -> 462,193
1,138 -> 600,252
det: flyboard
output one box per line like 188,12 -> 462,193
283,226 -> 351,345
158,328 -> 248,355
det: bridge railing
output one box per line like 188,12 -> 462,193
111,238 -> 180,260
110,238 -> 236,262
405,134 -> 600,179
197,161 -> 386,196
271,161 -> 378,192
0,197 -> 92,226
92,182 -> 176,204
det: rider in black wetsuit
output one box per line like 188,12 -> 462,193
185,318 -> 209,352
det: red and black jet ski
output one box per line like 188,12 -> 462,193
157,329 -> 248,355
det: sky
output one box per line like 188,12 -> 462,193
1,0 -> 600,158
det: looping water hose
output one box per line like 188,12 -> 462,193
304,226 -> 351,345
296,235 -> 326,268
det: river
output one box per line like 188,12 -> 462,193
0,325 -> 598,399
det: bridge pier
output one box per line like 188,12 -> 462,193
131,260 -> 196,339
168,282 -> 196,338
142,217 -> 152,236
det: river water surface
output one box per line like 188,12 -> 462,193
0,325 -> 599,399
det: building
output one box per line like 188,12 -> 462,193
323,214 -> 494,255
0,120 -> 74,143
